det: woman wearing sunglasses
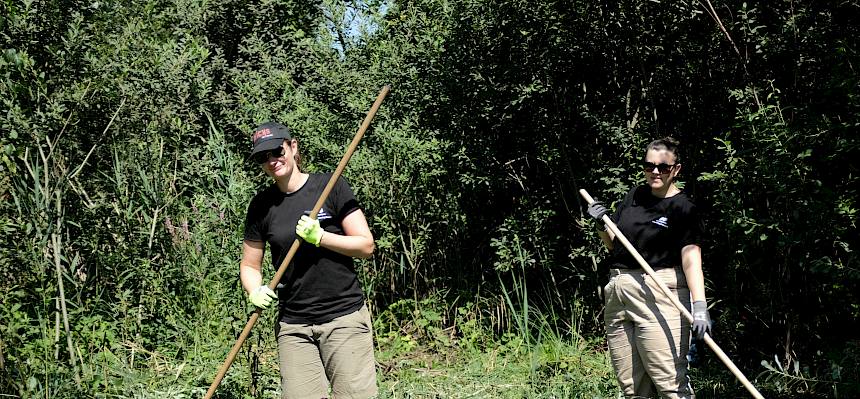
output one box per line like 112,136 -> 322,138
240,121 -> 378,399
587,137 -> 711,399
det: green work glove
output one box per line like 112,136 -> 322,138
248,285 -> 277,309
296,215 -> 323,247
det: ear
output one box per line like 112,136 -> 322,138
672,163 -> 682,178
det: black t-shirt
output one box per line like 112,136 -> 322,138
244,173 -> 365,324
608,185 -> 702,270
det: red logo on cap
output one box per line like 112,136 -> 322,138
253,128 -> 273,142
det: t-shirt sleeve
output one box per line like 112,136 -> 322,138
677,202 -> 702,248
243,194 -> 266,242
330,175 -> 361,221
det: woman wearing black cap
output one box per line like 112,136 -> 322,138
240,121 -> 377,399
587,137 -> 711,399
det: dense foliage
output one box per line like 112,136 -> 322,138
2,0 -> 858,397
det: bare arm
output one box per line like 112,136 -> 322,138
240,240 -> 266,294
597,228 -> 615,250
319,209 -> 375,259
681,244 -> 706,301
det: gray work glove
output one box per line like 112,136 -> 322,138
587,201 -> 609,221
692,300 -> 712,340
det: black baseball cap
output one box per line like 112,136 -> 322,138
250,121 -> 292,159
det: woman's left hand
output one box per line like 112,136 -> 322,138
296,215 -> 324,246
692,300 -> 712,339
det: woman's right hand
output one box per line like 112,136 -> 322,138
587,201 -> 609,221
249,285 -> 278,308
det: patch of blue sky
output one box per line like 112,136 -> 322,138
322,0 -> 390,56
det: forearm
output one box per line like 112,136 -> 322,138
598,229 -> 615,250
240,263 -> 264,294
681,245 -> 706,301
319,232 -> 375,259
683,264 -> 706,301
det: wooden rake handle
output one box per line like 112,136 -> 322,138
203,85 -> 391,399
579,189 -> 764,399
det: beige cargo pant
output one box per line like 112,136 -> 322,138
276,304 -> 378,399
604,267 -> 694,399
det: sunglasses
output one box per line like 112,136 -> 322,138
642,161 -> 676,174
252,146 -> 285,164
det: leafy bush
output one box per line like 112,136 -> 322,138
1,0 -> 857,397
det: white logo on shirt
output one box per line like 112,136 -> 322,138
316,209 -> 332,220
652,216 -> 669,228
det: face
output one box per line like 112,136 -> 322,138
643,148 -> 680,190
258,139 -> 297,180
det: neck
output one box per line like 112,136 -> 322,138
276,171 -> 308,194
651,183 -> 679,198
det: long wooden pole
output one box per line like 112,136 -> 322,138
204,85 -> 391,399
579,189 -> 765,399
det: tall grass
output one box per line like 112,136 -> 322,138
0,114 -> 278,397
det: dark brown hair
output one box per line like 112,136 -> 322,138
646,136 -> 680,162
288,138 -> 303,170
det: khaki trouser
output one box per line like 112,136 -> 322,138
604,267 -> 694,399
276,304 -> 378,399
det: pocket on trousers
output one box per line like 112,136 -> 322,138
603,277 -> 617,302
654,269 -> 679,290
336,306 -> 371,332
359,305 -> 373,330
663,279 -> 678,291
